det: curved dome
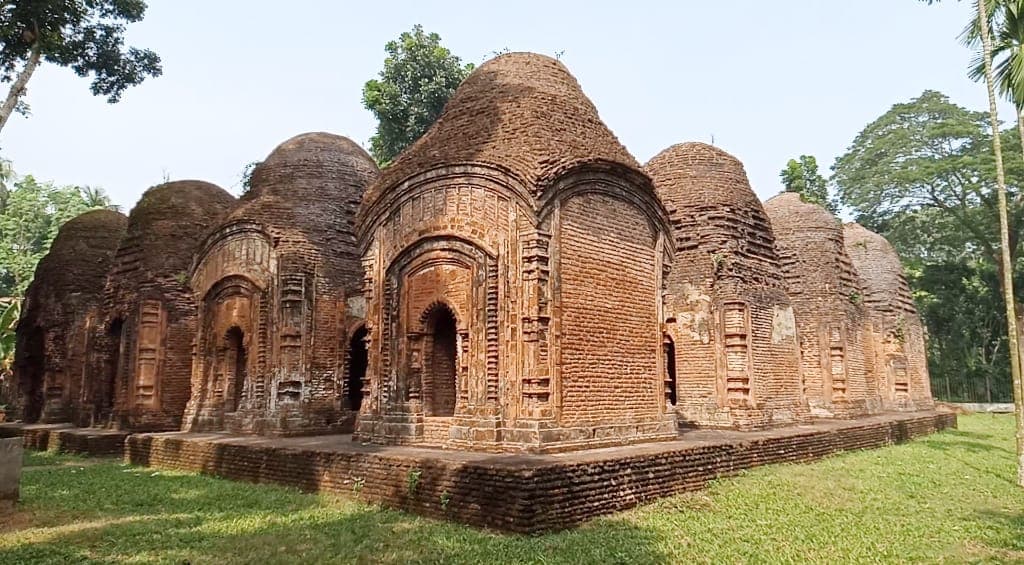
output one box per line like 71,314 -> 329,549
244,132 -> 377,201
230,132 -> 379,224
220,132 -> 379,290
31,209 -> 128,305
766,192 -> 860,297
764,192 -> 837,233
362,52 -> 639,216
645,142 -> 781,282
108,180 -> 235,293
843,222 -> 917,314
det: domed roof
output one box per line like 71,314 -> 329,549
110,180 -> 235,289
843,222 -> 917,314
25,209 -> 127,319
362,52 -> 639,216
764,192 -> 837,233
645,142 -> 763,211
645,142 -> 781,282
229,132 -> 379,224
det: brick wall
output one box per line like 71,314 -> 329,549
843,223 -> 933,410
185,133 -> 378,435
557,192 -> 661,425
646,144 -> 806,429
12,210 -> 127,424
766,193 -> 880,418
127,411 -> 955,533
94,181 -> 235,432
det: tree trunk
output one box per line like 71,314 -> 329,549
978,0 -> 1024,487
0,42 -> 41,135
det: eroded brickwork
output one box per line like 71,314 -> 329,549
183,133 -> 379,435
765,193 -> 880,418
843,223 -> 933,410
356,53 -> 675,451
12,210 -> 128,424
646,144 -> 807,430
90,181 -> 235,431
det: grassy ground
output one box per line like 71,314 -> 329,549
0,415 -> 1022,564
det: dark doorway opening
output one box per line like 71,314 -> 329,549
98,318 -> 124,424
664,334 -> 677,406
21,326 -> 45,423
225,326 -> 247,412
423,304 -> 457,417
346,326 -> 368,412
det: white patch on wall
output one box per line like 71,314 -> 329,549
346,296 -> 367,319
771,305 -> 797,344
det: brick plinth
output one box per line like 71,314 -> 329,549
0,423 -> 128,457
126,410 -> 955,533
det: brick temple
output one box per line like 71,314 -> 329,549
2,51 -> 946,530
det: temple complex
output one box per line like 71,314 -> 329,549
843,223 -> 933,410
646,143 -> 807,430
355,53 -> 676,451
8,52 -> 935,460
182,132 -> 379,435
765,193 -> 880,418
13,209 -> 128,424
92,181 -> 235,431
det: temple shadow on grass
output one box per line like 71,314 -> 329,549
967,509 -> 1024,560
1,459 -> 669,565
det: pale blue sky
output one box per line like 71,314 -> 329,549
0,0 -> 1006,211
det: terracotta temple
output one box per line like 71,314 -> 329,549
765,192 -> 881,418
7,52 -> 934,454
92,181 -> 236,431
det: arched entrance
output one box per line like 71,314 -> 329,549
346,326 -> 368,411
21,326 -> 45,423
98,318 -> 124,424
422,303 -> 457,417
664,334 -> 677,406
225,326 -> 247,412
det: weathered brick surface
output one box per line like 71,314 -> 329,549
127,411 -> 955,533
89,181 -> 235,432
356,53 -> 675,451
646,144 -> 807,430
765,193 -> 880,418
11,210 -> 128,425
0,423 -> 127,457
843,224 -> 933,411
184,133 -> 379,435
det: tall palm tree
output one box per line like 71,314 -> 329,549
79,185 -> 119,212
972,0 -> 1024,488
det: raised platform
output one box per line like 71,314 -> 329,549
0,423 -> 129,457
126,410 -> 956,533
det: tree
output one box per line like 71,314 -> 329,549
779,155 -> 836,212
0,0 -> 162,134
974,0 -> 1024,489
0,172 -> 112,296
239,160 -> 260,194
833,90 -> 1022,269
832,91 -> 1024,407
362,25 -> 473,166
918,0 -> 1024,486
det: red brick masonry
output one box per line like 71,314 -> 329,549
0,423 -> 129,457
124,410 -> 955,533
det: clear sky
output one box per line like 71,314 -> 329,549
0,0 -> 1008,211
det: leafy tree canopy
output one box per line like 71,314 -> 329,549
362,25 -> 473,166
0,0 -> 161,132
779,155 -> 836,213
832,89 -> 1024,267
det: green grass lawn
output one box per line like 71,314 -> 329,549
1,414 -> 1022,564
